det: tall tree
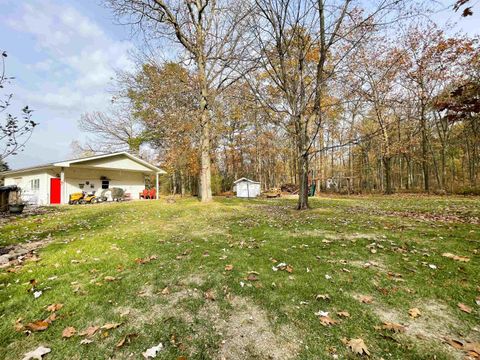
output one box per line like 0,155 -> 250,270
250,0 -> 409,208
107,0 -> 252,202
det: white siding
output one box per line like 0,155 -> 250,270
4,167 -> 148,205
4,171 -> 50,205
63,167 -> 146,203
236,181 -> 261,198
73,155 -> 153,172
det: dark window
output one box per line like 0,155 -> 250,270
102,180 -> 110,189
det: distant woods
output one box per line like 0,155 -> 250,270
77,1 -> 480,204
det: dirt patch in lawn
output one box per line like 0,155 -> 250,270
215,297 -> 301,360
0,236 -> 55,269
374,300 -> 469,359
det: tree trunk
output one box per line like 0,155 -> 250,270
198,60 -> 212,202
297,152 -> 309,210
199,116 -> 212,201
383,156 -> 393,194
420,115 -> 430,192
179,170 -> 185,196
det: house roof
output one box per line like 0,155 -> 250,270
233,177 -> 260,184
1,151 -> 166,177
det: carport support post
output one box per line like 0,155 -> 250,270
60,167 -> 65,204
156,172 -> 159,200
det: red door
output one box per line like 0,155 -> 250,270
50,178 -> 61,204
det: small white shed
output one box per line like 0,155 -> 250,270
233,178 -> 261,198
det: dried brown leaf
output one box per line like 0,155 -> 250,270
25,320 -> 49,332
360,295 -> 374,304
101,322 -> 122,330
408,307 -> 421,318
442,253 -> 470,262
204,289 -> 216,301
380,322 -> 406,333
346,338 -> 370,356
79,325 -> 99,337
319,316 -> 338,326
62,326 -> 76,338
46,303 -> 63,312
458,303 -> 472,313
161,287 -> 170,295
116,333 -> 138,348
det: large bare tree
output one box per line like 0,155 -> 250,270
78,108 -> 145,154
106,0 -> 252,202
249,0 -> 409,209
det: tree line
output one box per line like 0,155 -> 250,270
74,0 -> 480,208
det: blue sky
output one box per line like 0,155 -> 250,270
1,0 -> 136,168
0,0 -> 479,169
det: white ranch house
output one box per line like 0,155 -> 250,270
1,152 -> 165,205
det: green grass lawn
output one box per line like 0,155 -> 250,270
1,196 -> 479,359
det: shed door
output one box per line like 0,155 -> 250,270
50,178 -> 61,204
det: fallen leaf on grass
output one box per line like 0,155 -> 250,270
343,338 -> 370,356
79,325 -> 99,337
442,253 -> 470,262
408,308 -> 421,318
444,337 -> 464,350
46,303 -> 63,312
315,294 -> 330,301
80,338 -> 93,345
22,346 -> 51,360
101,323 -> 122,330
25,320 -> 49,332
116,333 -> 138,348
272,263 -> 293,273
135,255 -> 158,264
337,311 -> 350,318
378,322 -> 406,333
445,337 -> 480,358
104,276 -> 116,282
247,273 -> 258,281
62,326 -> 76,338
458,303 -> 472,313
319,315 -> 338,326
161,287 -> 170,295
204,289 -> 216,301
142,343 -> 164,358
224,264 -> 233,271
14,318 -> 24,332
359,295 -> 374,304
44,313 -> 57,324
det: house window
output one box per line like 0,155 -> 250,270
30,179 -> 40,190
101,180 -> 110,189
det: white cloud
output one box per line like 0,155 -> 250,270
5,0 -> 134,112
1,0 -> 136,168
